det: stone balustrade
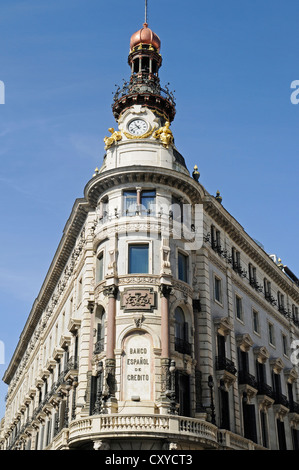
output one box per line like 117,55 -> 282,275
67,414 -> 219,448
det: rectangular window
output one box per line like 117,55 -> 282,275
214,276 -> 222,303
260,410 -> 269,448
128,244 -> 149,274
235,295 -> 243,321
292,305 -> 299,325
141,190 -> 156,215
277,419 -> 287,450
124,190 -> 137,216
268,322 -> 275,346
248,263 -> 258,288
172,196 -> 183,224
264,278 -> 271,299
253,310 -> 260,334
282,334 -> 288,356
178,252 -> 188,282
211,225 -> 221,253
277,292 -> 286,314
124,189 -> 156,216
232,247 -> 241,271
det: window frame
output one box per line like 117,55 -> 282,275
252,309 -> 260,335
214,275 -> 223,305
235,294 -> 243,322
268,321 -> 276,347
123,189 -> 138,216
127,241 -> 151,274
281,333 -> 288,357
177,250 -> 189,283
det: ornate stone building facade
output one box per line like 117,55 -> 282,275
1,20 -> 299,451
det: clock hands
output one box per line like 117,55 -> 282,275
128,119 -> 148,135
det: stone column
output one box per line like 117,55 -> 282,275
103,284 -> 118,413
160,284 -> 172,359
104,285 -> 118,361
158,284 -> 173,414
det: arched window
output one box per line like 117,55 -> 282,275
174,307 -> 191,355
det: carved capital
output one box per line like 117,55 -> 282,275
159,284 -> 172,298
103,285 -> 118,299
87,301 -> 95,314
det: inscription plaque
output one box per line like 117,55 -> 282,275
124,334 -> 151,401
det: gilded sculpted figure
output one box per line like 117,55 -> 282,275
153,121 -> 174,148
104,127 -> 122,150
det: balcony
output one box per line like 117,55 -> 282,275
249,277 -> 263,292
278,305 -> 289,318
264,292 -> 277,306
64,356 -> 79,379
64,415 -> 267,451
232,263 -> 247,278
238,371 -> 258,390
215,356 -> 237,376
94,339 -> 105,355
257,382 -> 274,399
211,241 -> 223,256
290,401 -> 299,414
68,414 -> 218,449
175,338 -> 191,356
273,392 -> 289,409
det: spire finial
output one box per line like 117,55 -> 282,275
144,0 -> 148,25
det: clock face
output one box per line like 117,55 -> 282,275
128,119 -> 148,136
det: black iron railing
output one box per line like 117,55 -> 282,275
175,338 -> 191,356
215,356 -> 237,375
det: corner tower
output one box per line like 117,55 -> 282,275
98,19 -> 188,176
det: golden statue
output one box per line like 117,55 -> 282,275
153,121 -> 174,148
104,127 -> 122,150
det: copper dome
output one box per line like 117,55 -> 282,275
130,23 -> 161,52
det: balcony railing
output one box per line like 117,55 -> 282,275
249,277 -> 263,292
278,305 -> 289,317
215,357 -> 237,375
273,392 -> 289,409
257,381 -> 273,398
238,371 -> 258,389
175,338 -> 192,355
290,401 -> 299,414
265,292 -> 277,306
211,241 -> 223,256
94,339 -> 105,354
65,356 -> 79,373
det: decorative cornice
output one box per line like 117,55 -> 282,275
3,201 -> 90,385
84,166 -> 207,208
236,333 -> 254,352
253,346 -> 270,363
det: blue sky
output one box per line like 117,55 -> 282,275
0,0 -> 298,418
